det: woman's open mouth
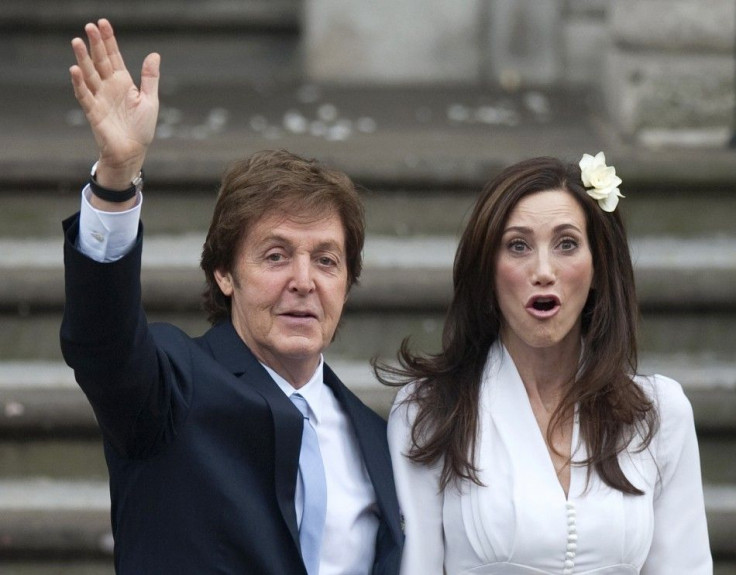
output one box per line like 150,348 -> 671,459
526,295 -> 560,317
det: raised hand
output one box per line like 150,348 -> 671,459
70,18 -> 160,191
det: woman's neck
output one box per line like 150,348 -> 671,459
501,332 -> 581,413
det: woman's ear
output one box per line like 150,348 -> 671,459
214,268 -> 234,297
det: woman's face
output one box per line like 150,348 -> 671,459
494,189 -> 594,353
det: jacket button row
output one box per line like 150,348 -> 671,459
562,501 -> 577,575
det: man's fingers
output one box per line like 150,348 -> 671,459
86,22 -> 114,80
71,37 -> 102,93
97,18 -> 127,73
69,65 -> 94,114
139,53 -> 161,99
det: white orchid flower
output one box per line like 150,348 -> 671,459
579,152 -> 624,212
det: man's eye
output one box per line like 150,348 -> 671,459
266,253 -> 284,262
318,256 -> 337,266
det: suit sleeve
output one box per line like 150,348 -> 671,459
60,214 -> 192,458
387,384 -> 445,575
641,375 -> 713,574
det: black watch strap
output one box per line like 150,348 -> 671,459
89,161 -> 143,202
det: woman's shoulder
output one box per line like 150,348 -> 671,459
389,381 -> 422,420
634,373 -> 693,417
633,372 -> 696,445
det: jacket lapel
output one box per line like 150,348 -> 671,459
323,363 -> 403,546
200,321 -> 303,550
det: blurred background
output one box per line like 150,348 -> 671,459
0,0 -> 734,572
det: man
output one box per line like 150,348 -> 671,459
61,19 -> 402,574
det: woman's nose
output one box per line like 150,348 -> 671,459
531,252 -> 555,286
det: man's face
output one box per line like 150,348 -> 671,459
214,211 -> 349,387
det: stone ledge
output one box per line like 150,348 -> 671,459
611,0 -> 736,52
0,0 -> 301,32
2,235 -> 736,312
606,51 -> 734,143
0,478 -> 732,557
1,358 -> 734,432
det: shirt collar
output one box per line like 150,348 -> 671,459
261,356 -> 325,425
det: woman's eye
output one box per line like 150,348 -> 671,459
559,238 -> 578,251
508,240 -> 528,253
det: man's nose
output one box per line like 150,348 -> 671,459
289,257 -> 315,293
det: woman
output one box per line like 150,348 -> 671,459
379,154 -> 712,574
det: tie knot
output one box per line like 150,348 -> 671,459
290,393 -> 310,419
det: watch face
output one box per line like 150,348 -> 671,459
132,173 -> 143,192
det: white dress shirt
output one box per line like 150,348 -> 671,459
77,186 -> 142,262
77,187 -> 381,574
264,362 -> 380,575
389,341 -> 713,575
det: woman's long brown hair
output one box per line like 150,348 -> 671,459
375,157 -> 658,493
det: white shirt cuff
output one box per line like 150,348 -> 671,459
78,185 -> 143,262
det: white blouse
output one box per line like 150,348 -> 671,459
388,343 -> 712,575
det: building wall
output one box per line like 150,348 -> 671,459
304,0 -> 736,146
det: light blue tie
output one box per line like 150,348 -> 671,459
290,393 -> 327,575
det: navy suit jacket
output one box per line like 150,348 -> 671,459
60,215 -> 403,574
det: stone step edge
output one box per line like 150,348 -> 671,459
0,0 -> 300,32
3,236 -> 736,311
2,234 -> 735,270
0,479 -> 733,557
1,358 -> 735,433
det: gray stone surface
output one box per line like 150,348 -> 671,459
2,356 -> 734,428
0,478 -> 729,556
2,234 -> 735,311
605,50 -> 735,145
605,0 -> 735,145
304,0 -> 483,83
560,14 -> 610,86
486,0 -> 563,87
1,0 -> 301,31
611,0 -> 736,51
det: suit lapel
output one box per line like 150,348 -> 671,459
200,321 -> 303,550
323,363 -> 403,546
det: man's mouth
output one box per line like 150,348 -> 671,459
281,310 -> 317,319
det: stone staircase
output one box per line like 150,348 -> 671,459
1,1 -> 736,573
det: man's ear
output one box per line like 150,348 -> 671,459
214,268 -> 234,297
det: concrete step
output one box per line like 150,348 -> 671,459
2,0 -> 301,33
1,309 -> 736,363
2,357 -> 735,434
2,233 -> 736,313
2,1 -> 301,91
1,33 -> 300,90
0,562 -> 112,575
3,186 -> 736,239
3,78 -> 736,189
0,478 -> 733,561
2,424 -> 734,486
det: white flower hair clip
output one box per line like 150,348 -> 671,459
579,152 -> 624,212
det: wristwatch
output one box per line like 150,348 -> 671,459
89,161 -> 144,202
